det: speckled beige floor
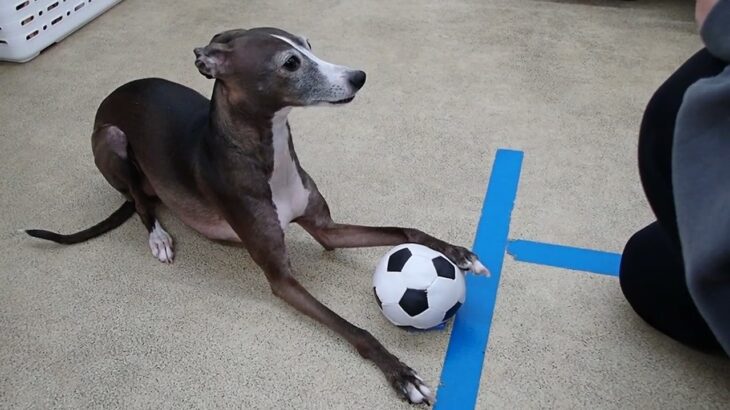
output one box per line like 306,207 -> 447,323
1,0 -> 728,409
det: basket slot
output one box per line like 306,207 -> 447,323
0,40 -> 7,45
26,30 -> 39,40
21,15 -> 34,26
51,15 -> 63,26
16,1 -> 30,11
75,3 -> 86,11
47,2 -> 60,12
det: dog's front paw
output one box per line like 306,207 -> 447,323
385,361 -> 434,405
443,246 -> 489,276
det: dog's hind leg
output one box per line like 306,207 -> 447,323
92,125 -> 174,263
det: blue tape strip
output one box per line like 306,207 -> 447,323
435,149 -> 523,410
507,240 -> 621,277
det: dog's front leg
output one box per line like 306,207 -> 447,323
218,198 -> 434,404
296,191 -> 489,275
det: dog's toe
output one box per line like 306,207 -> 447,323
155,243 -> 174,263
405,378 -> 433,405
148,221 -> 174,264
470,258 -> 489,276
388,362 -> 434,406
455,253 -> 490,277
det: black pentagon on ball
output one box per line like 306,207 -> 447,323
399,288 -> 429,316
387,247 -> 412,272
373,287 -> 383,308
443,301 -> 462,321
432,256 -> 456,279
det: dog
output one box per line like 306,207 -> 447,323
25,27 -> 489,405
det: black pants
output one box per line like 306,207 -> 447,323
620,49 -> 726,354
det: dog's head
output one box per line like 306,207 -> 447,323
194,28 -> 366,110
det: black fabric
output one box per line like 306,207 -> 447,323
620,222 -> 723,352
620,49 -> 726,354
637,49 -> 728,242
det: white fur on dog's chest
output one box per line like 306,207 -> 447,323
269,109 -> 310,229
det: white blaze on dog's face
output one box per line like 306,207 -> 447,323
269,34 -> 366,106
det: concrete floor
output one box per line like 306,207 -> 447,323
1,0 -> 728,408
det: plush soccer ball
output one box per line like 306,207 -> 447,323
373,243 -> 466,330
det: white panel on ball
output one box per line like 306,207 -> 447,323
373,272 -> 408,305
381,303 -> 412,327
400,256 -> 436,290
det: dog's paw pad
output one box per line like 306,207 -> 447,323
148,222 -> 174,264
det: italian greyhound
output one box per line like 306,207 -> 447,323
25,27 -> 488,405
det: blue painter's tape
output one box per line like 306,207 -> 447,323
507,240 -> 621,277
435,149 -> 523,410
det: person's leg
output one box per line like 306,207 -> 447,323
620,222 -> 723,353
622,49 -> 727,354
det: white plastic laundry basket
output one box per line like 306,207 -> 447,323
0,0 -> 123,63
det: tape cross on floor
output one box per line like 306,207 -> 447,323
435,149 -> 622,409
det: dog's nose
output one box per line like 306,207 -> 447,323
348,71 -> 367,90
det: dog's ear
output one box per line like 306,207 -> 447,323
193,43 -> 232,79
298,35 -> 312,50
210,29 -> 248,45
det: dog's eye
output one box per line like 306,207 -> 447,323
283,56 -> 301,71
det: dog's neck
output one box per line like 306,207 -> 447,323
209,81 -> 289,152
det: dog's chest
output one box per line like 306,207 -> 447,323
268,115 -> 310,229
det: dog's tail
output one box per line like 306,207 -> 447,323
24,201 -> 136,244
